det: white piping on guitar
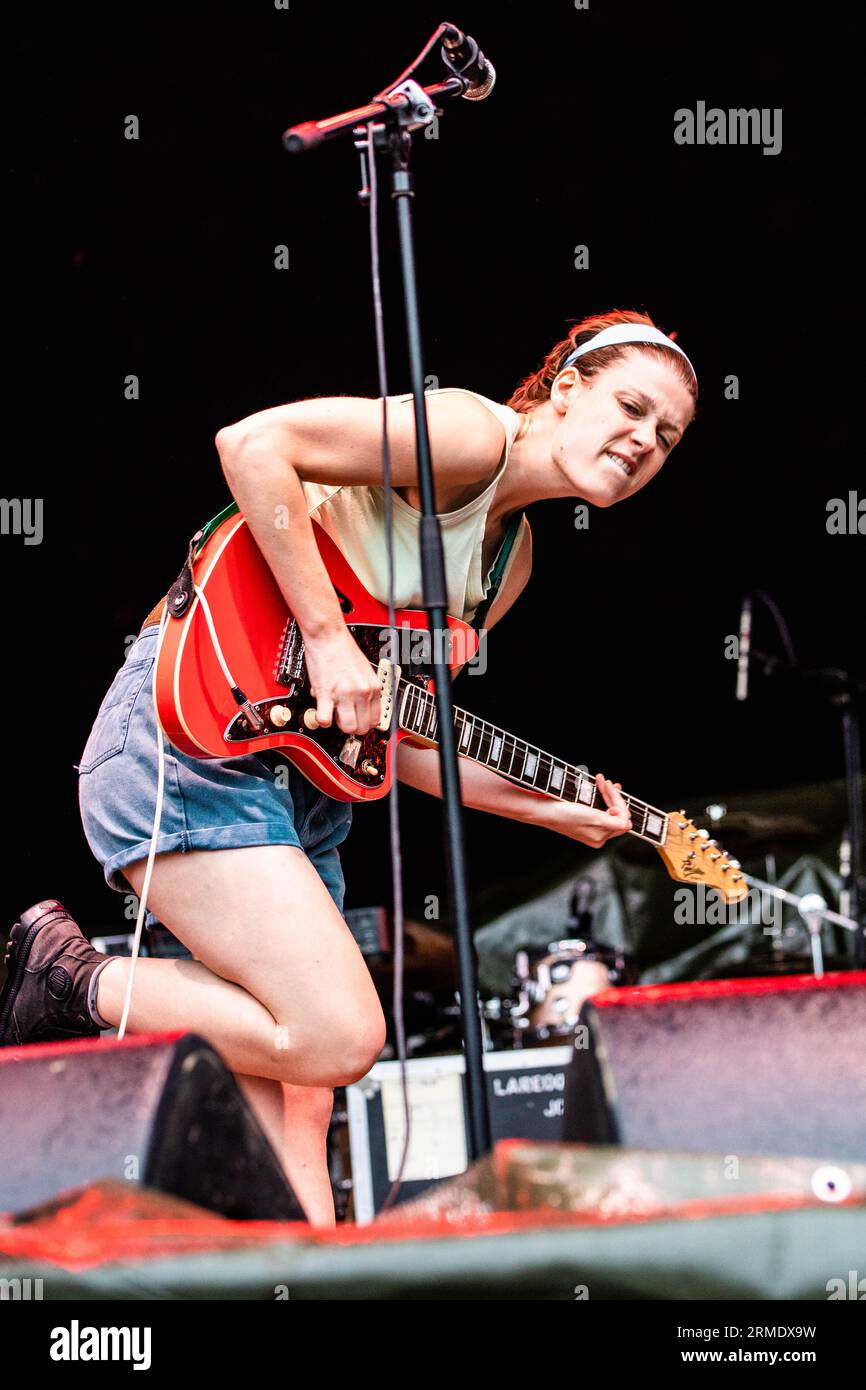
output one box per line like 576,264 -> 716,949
173,518 -> 249,754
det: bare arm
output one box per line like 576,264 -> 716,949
397,744 -> 632,847
215,392 -> 505,733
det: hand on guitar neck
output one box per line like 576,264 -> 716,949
543,774 -> 632,847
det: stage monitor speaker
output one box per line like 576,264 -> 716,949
0,1030 -> 307,1220
564,972 -> 866,1160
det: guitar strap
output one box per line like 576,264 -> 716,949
154,502 -> 242,627
195,501 -> 240,553
470,508 -> 526,634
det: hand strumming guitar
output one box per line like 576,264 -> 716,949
304,626 -> 382,736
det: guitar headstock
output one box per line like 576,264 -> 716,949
656,810 -> 748,903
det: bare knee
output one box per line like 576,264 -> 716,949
277,1004 -> 387,1088
333,1008 -> 388,1086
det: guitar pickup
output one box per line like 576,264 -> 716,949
376,658 -> 400,731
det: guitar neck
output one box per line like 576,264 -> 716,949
397,679 -> 670,847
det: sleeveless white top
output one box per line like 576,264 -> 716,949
300,387 -> 523,624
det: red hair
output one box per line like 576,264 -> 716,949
506,308 -> 698,417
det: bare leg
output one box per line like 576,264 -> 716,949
97,845 -> 385,1086
235,1074 -> 336,1228
95,844 -> 385,1224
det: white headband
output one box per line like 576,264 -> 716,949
560,323 -> 698,388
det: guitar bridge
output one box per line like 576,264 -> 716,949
275,618 -> 305,685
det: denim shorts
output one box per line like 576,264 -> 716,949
76,625 -> 353,922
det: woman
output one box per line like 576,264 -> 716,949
1,309 -> 697,1225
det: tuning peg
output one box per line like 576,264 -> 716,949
728,858 -> 741,869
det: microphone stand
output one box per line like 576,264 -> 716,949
284,71 -> 493,1158
744,620 -> 866,968
833,678 -> 865,966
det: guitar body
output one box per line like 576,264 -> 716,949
154,513 -> 477,802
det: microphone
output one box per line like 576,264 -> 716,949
441,24 -> 496,101
736,593 -> 752,702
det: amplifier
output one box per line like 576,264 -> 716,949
346,1047 -> 571,1223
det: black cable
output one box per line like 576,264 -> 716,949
362,117 -> 413,1214
371,22 -> 452,102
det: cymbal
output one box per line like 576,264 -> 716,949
615,810 -> 818,866
698,811 -> 818,858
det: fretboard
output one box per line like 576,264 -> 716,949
398,679 -> 669,846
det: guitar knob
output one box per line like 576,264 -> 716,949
270,705 -> 292,728
303,709 -> 320,730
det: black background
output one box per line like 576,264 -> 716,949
7,1 -> 860,936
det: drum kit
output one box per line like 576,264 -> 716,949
480,935 -> 633,1050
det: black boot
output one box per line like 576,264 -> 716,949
0,899 -> 109,1045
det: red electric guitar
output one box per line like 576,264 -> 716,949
154,506 -> 748,903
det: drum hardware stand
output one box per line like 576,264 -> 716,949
797,893 -> 833,978
282,26 -> 496,1159
760,850 -> 787,963
735,589 -> 865,966
833,679 -> 865,965
741,873 -> 858,975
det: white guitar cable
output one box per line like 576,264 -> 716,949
115,580 -> 252,1039
115,601 -> 170,1040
